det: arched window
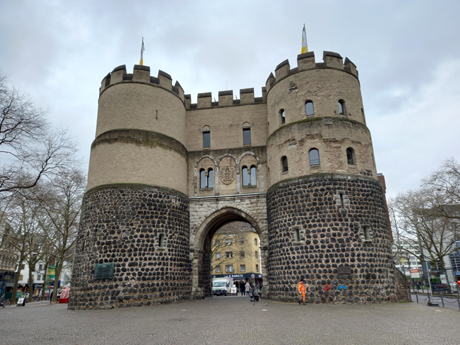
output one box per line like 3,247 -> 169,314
305,101 -> 314,116
280,109 -> 285,125
338,100 -> 345,115
242,166 -> 249,186
281,156 -> 288,172
346,148 -> 355,165
250,166 -> 257,186
309,149 -> 320,166
207,168 -> 214,188
200,169 -> 206,189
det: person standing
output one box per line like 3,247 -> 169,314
240,281 -> 245,296
323,282 -> 331,304
297,278 -> 306,305
245,281 -> 251,296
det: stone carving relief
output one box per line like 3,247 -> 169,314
219,156 -> 236,185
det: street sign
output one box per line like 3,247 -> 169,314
410,269 -> 420,278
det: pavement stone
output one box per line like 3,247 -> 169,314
0,295 -> 459,345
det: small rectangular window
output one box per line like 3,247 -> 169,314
254,238 -> 257,246
243,128 -> 251,145
216,253 -> 220,259
225,239 -> 233,245
240,264 -> 246,272
226,265 -> 233,272
21,264 -> 25,270
239,238 -> 244,245
216,265 -> 221,273
255,251 -> 258,258
256,264 -> 259,272
203,131 -> 210,148
226,251 -> 233,258
240,251 -> 245,258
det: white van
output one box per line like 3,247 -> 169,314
212,277 -> 233,296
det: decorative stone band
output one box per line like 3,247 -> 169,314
267,116 -> 370,142
91,128 -> 187,158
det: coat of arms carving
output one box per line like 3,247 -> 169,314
220,166 -> 235,185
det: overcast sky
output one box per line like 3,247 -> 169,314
1,0 -> 459,198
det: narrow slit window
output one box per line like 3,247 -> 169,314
346,148 -> 355,165
203,131 -> 210,148
242,166 -> 249,186
294,228 -> 300,242
280,109 -> 286,124
200,169 -> 206,189
338,100 -> 345,115
243,128 -> 251,145
309,149 -> 320,166
305,101 -> 314,116
250,166 -> 257,186
281,156 -> 288,172
207,169 -> 214,188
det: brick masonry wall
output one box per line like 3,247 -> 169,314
69,185 -> 192,310
267,174 -> 396,304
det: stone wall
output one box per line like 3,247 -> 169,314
69,185 -> 192,310
267,174 -> 395,303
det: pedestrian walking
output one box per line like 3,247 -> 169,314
240,281 -> 245,296
297,278 -> 306,305
245,282 -> 251,296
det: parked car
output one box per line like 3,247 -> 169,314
432,283 -> 449,292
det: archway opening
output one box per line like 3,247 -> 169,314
209,221 -> 262,297
192,207 -> 266,298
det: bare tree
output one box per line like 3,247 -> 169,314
423,158 -> 460,220
2,190 -> 43,304
37,167 -> 85,303
389,188 -> 459,269
0,74 -> 77,200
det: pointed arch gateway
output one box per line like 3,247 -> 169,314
190,206 -> 269,298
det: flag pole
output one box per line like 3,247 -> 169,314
140,37 -> 145,65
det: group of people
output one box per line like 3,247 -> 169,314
237,280 -> 253,296
297,278 -> 331,305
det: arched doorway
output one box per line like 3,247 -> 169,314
190,206 -> 268,298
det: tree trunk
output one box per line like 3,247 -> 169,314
28,267 -> 34,302
41,260 -> 49,301
10,256 -> 25,305
52,257 -> 64,303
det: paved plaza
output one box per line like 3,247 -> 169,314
1,295 -> 459,345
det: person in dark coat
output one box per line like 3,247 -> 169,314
240,281 -> 246,296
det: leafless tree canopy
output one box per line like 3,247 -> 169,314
389,158 -> 460,269
0,74 -> 77,199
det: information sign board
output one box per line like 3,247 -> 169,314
409,268 -> 420,278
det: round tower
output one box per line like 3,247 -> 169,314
265,52 -> 395,303
70,65 -> 192,310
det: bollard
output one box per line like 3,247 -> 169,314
457,290 -> 460,312
416,290 -> 419,303
441,292 -> 444,308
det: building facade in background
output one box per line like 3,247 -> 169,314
210,221 -> 262,289
71,51 -> 396,309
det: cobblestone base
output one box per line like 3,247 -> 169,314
69,185 -> 192,310
267,174 -> 396,303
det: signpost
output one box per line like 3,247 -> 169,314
410,269 -> 420,279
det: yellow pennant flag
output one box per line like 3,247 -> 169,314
140,37 -> 145,65
301,25 -> 308,54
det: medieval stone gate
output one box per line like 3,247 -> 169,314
69,51 -> 397,309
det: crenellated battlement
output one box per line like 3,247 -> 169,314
265,51 -> 358,93
185,51 -> 357,110
185,87 -> 267,110
99,65 -> 185,101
